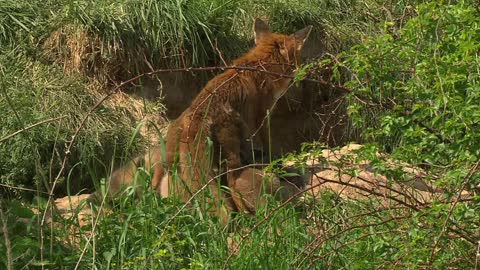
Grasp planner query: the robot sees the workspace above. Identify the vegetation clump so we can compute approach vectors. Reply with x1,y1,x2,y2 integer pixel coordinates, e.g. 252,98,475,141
0,0,478,269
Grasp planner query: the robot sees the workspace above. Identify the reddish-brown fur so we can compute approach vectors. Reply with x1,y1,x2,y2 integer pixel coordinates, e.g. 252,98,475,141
104,19,312,223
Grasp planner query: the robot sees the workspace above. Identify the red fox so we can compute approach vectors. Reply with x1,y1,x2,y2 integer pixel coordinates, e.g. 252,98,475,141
102,19,312,224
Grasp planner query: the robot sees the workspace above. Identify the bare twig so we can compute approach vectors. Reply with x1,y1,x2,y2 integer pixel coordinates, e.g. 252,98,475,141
1,80,23,127
0,183,49,195
295,216,409,269
428,160,480,267
160,163,269,238
305,229,406,269
222,181,325,270
475,240,480,270
215,39,229,68
291,207,409,267
74,195,107,269
39,63,344,235
40,71,156,227
0,202,13,270
0,116,66,143
313,172,422,211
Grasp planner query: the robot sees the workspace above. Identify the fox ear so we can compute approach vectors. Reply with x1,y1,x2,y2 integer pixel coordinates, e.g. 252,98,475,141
254,18,270,44
293,25,313,50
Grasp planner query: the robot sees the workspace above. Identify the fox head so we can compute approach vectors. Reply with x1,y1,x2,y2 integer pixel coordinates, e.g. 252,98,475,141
253,18,312,68
233,18,313,101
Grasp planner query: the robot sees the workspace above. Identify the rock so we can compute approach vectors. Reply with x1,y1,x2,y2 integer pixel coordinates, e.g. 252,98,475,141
302,144,467,207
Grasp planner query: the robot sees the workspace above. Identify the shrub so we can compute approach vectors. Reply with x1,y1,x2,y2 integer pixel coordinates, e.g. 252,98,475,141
306,0,480,267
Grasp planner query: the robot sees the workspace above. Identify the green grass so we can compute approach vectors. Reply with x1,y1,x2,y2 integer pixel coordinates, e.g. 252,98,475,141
1,177,475,269
0,50,151,196
0,0,418,196
1,0,478,269
2,0,421,79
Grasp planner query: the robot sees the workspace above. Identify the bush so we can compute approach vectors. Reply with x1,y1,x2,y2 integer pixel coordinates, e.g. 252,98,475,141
341,0,480,189
304,0,480,267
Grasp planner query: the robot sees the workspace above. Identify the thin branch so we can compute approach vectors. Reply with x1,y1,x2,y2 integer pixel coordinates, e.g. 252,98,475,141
40,63,340,228
306,229,406,269
1,80,23,127
291,208,409,267
428,160,480,266
214,39,229,67
0,116,66,143
0,202,13,270
313,172,422,211
296,217,409,269
222,181,325,269
160,163,270,239
74,195,107,269
0,183,49,195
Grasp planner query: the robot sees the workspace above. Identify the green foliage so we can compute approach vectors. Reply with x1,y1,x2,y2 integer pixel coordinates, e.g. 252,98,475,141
0,51,143,195
55,0,249,68
1,0,419,77
342,0,480,184
1,0,403,195
0,170,310,269
90,199,222,269
1,0,479,269
0,200,75,268
0,0,417,194
6,181,475,269
1,155,476,269
319,0,480,267
0,0,52,48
